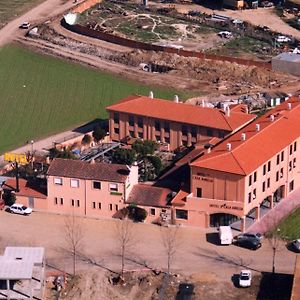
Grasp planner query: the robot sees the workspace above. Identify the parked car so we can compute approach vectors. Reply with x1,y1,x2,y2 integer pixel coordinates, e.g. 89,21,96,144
234,236,261,250
236,232,263,242
239,270,252,287
276,35,292,43
291,239,300,252
218,31,233,38
9,204,32,215
261,1,274,7
19,22,31,29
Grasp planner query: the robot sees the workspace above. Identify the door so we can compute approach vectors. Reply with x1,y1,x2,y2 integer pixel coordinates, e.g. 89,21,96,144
28,197,34,208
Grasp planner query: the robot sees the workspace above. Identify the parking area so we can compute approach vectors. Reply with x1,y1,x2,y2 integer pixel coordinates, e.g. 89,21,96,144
0,210,297,281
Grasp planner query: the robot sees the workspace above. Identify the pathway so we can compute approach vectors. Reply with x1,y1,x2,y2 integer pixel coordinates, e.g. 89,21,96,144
247,188,300,234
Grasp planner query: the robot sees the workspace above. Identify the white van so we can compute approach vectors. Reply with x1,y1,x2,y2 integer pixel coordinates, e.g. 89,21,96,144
219,226,233,245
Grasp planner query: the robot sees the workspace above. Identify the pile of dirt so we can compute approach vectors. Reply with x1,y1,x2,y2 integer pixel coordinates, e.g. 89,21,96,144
114,50,297,93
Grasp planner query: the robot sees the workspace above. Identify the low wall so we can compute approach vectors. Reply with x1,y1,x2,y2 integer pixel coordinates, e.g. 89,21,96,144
61,19,271,69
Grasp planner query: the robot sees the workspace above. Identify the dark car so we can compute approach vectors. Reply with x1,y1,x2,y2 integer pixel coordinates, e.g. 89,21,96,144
176,283,195,300
236,232,263,242
235,236,261,250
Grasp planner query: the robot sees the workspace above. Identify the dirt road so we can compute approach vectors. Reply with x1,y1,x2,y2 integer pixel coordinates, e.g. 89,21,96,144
172,4,300,40
0,0,85,47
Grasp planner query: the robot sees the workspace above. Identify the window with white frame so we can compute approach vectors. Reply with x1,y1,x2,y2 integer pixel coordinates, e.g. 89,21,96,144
109,183,118,192
70,179,79,188
54,177,63,185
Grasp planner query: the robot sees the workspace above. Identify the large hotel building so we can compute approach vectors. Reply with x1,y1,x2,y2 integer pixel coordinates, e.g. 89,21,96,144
108,95,300,230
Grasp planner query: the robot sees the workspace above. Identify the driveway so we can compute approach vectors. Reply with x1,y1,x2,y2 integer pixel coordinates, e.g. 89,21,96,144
0,210,296,281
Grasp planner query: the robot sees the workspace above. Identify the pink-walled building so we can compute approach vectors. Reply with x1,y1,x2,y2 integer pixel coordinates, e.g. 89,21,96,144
106,95,255,151
46,158,138,218
172,97,300,230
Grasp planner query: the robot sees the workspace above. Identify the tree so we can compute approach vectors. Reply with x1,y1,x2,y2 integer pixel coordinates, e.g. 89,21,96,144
81,134,92,145
132,140,157,158
161,226,179,275
112,148,136,165
49,147,77,159
147,156,162,175
115,220,135,277
92,125,106,143
4,191,16,206
128,206,148,222
63,214,84,276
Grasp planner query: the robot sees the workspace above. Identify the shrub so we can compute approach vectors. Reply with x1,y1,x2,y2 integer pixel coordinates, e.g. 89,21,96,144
112,148,136,165
3,191,16,206
92,125,106,143
128,206,148,222
82,134,92,145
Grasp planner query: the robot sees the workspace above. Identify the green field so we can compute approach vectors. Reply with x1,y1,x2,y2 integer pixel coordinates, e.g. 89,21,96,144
278,207,300,240
0,45,189,153
0,0,44,28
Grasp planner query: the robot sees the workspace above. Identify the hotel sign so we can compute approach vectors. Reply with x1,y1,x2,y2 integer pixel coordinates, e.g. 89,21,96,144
193,175,213,182
209,203,243,211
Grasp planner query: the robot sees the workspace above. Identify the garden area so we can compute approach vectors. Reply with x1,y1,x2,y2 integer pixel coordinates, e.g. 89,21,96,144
278,207,300,240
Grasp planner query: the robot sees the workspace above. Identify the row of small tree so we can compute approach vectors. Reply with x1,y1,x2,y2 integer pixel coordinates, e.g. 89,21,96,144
64,214,179,280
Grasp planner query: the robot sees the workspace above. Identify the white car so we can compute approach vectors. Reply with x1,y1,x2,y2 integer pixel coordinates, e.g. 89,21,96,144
19,22,31,29
9,204,32,215
276,35,291,43
239,270,252,287
218,31,233,38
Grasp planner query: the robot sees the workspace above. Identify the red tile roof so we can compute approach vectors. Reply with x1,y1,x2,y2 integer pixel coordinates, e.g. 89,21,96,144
126,184,171,207
47,158,130,183
191,97,300,175
107,95,255,131
3,178,47,199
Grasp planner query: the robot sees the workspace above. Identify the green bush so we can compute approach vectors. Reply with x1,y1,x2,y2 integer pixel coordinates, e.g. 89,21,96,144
3,192,16,206
128,206,148,222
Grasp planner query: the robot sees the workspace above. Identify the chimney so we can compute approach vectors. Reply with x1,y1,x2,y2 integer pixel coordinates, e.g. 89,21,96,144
255,124,260,132
173,95,179,103
226,143,231,151
225,106,230,117
206,147,211,154
269,114,275,122
201,100,205,108
287,103,292,110
149,91,153,99
90,158,95,164
241,133,246,141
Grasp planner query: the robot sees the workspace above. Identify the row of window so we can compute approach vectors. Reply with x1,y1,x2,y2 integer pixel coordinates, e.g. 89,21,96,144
54,198,120,211
249,156,297,187
54,178,119,192
92,202,118,211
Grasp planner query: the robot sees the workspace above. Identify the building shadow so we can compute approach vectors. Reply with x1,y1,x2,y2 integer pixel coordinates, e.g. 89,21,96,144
206,232,220,245
257,272,293,300
72,118,108,134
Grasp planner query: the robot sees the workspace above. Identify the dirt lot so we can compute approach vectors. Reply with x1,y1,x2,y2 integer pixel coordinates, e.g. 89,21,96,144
0,211,296,299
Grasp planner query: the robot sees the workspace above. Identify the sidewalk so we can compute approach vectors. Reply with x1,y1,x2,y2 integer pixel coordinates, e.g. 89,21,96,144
246,188,300,234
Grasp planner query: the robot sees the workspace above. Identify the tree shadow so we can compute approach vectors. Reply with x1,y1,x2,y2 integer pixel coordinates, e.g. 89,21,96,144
231,274,240,288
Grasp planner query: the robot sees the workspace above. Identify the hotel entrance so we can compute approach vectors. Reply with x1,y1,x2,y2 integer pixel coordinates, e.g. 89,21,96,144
210,213,240,227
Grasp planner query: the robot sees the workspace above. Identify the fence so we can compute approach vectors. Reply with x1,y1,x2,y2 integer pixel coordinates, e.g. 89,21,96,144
61,19,271,69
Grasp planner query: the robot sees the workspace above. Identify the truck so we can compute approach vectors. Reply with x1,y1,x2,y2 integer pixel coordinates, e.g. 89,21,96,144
219,226,233,245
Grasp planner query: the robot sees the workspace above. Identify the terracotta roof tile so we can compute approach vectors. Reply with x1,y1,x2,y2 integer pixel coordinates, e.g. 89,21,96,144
126,184,171,207
47,158,130,183
3,178,47,199
191,97,300,175
107,95,255,131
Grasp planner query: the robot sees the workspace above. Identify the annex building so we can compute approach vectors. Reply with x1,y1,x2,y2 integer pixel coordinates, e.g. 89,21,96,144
106,95,255,151
172,96,300,230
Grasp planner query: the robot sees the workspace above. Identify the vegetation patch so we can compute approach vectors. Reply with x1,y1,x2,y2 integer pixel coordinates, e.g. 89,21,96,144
0,45,187,153
278,207,300,240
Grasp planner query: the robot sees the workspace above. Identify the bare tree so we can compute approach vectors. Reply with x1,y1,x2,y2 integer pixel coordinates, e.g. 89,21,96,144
63,213,84,276
114,220,135,278
265,215,282,274
161,226,179,275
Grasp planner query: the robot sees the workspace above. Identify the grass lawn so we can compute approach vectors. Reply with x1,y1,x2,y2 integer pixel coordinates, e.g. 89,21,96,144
0,0,45,28
278,207,300,240
0,45,190,153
